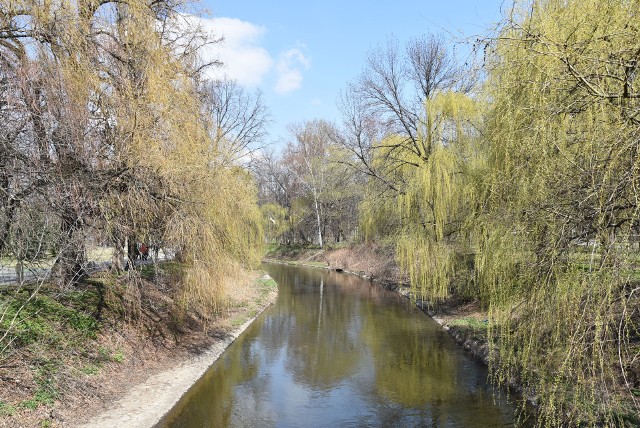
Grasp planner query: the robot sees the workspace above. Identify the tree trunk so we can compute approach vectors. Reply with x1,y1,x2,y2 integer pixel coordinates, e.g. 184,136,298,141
312,189,323,248
126,235,139,269
50,209,86,288
111,235,125,274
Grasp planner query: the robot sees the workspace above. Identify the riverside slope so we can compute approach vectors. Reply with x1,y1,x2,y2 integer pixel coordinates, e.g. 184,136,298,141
75,277,278,428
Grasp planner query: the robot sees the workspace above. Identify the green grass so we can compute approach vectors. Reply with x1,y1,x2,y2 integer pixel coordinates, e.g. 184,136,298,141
0,287,103,412
19,388,57,410
255,276,278,290
0,263,277,419
263,243,322,259
448,317,488,331
137,263,156,278
301,261,328,267
0,290,100,349
262,242,280,255
447,317,489,345
228,273,279,327
134,260,187,282
18,362,59,410
112,350,125,363
80,363,102,375
230,315,248,327
97,346,125,362
0,401,17,416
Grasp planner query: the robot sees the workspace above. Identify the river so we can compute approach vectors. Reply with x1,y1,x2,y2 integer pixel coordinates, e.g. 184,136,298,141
159,263,527,427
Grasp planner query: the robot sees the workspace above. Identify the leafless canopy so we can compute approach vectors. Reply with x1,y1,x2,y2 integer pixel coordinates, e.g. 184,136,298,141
200,78,271,164
336,34,472,194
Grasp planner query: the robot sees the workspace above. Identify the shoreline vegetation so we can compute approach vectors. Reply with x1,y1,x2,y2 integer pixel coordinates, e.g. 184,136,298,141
0,263,278,428
264,243,492,363
0,1,268,426
252,2,640,426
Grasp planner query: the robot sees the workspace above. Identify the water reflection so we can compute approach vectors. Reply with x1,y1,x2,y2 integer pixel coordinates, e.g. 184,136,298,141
159,264,525,427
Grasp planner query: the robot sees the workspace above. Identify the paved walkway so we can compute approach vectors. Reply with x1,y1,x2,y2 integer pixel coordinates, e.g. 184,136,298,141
0,252,171,285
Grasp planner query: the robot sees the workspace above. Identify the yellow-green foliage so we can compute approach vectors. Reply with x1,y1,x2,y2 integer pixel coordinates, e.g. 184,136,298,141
477,0,640,425
396,145,462,301
166,167,262,315
260,203,290,243
358,1,640,423
8,1,264,314
362,91,482,301
81,3,265,315
359,187,400,243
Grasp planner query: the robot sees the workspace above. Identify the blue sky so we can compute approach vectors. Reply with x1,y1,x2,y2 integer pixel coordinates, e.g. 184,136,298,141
194,1,506,147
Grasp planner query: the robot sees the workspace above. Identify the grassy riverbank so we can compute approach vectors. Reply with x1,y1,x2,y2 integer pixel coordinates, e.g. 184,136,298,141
0,264,277,428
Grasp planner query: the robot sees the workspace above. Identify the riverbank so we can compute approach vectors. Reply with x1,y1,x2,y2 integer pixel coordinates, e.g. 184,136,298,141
264,243,490,364
76,274,277,428
0,265,278,428
266,245,640,425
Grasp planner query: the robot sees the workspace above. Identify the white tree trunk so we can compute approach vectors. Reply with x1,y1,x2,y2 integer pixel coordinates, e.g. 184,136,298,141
313,188,323,248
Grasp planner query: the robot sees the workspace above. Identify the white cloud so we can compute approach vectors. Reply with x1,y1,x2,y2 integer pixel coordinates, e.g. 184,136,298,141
274,48,311,95
185,15,273,86
174,15,310,96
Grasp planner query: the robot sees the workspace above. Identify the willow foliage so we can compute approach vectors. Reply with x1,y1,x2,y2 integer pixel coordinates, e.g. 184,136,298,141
165,167,262,315
355,1,639,423
478,0,640,425
100,3,263,314
400,93,482,301
360,92,482,301
0,0,262,312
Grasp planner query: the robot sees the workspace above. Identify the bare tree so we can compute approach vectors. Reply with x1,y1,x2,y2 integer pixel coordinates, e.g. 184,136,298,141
253,149,297,208
201,78,271,164
335,84,402,194
338,34,471,194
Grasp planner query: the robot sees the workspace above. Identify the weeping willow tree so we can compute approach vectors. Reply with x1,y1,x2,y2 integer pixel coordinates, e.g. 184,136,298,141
0,0,262,314
260,203,289,244
477,0,640,425
93,1,263,315
341,33,484,301
395,92,482,302
351,4,639,424
359,92,482,302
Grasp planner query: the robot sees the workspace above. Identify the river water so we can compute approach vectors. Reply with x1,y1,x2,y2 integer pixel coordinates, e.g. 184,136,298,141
159,263,526,427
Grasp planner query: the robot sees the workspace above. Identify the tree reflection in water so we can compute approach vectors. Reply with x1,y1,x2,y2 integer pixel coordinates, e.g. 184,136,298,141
161,264,527,428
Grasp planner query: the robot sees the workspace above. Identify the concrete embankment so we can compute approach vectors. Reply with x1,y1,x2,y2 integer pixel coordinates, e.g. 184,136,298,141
74,274,278,428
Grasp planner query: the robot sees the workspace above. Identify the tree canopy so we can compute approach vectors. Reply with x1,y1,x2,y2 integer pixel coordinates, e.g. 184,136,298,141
0,0,264,313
